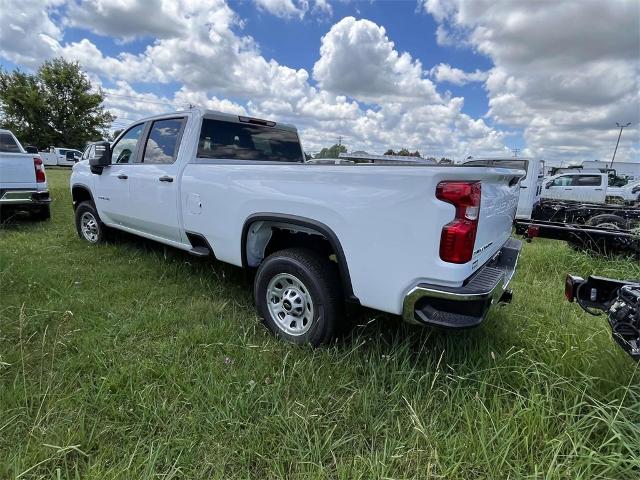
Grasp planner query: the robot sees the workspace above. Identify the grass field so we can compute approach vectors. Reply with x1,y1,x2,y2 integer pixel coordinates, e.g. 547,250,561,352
1,169,639,479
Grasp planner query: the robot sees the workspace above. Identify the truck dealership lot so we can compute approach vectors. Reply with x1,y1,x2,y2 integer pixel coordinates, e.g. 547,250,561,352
1,169,639,478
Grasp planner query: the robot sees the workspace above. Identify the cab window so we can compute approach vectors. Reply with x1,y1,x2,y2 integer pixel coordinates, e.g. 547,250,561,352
111,123,145,164
198,118,303,162
141,118,185,164
572,175,602,187
550,175,573,187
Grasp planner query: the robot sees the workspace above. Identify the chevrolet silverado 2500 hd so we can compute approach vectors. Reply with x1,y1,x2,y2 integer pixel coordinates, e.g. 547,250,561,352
0,129,51,220
70,109,523,345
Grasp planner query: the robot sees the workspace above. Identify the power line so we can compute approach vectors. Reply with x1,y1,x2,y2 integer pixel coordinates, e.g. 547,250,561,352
511,148,520,158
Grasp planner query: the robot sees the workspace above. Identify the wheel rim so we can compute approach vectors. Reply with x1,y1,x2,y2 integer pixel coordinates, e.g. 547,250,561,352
595,222,620,230
80,211,99,242
266,273,315,336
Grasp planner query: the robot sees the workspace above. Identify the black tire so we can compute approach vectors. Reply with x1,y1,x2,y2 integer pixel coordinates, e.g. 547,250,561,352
33,205,51,221
586,214,628,230
254,247,343,346
75,201,107,244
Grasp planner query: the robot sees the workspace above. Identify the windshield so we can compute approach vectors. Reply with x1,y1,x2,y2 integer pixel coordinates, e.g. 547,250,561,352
198,118,303,162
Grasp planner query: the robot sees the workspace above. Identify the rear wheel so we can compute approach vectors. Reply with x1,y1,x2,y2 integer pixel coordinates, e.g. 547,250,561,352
75,201,107,244
586,214,628,230
254,248,343,346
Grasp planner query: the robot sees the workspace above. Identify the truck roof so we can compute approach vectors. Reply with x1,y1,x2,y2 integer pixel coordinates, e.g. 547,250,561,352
130,108,299,133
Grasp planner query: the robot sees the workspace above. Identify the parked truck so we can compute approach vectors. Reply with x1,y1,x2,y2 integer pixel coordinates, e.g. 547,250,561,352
0,129,51,220
41,146,83,167
70,109,524,345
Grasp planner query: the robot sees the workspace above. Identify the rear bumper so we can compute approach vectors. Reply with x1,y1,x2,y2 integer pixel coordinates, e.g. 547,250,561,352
402,238,522,328
0,190,51,206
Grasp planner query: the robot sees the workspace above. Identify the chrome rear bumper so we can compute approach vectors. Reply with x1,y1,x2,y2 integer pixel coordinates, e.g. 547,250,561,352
402,238,522,328
0,190,51,205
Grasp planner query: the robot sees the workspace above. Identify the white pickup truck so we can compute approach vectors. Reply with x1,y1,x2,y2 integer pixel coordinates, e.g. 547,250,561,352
70,109,523,345
542,172,640,205
0,129,51,220
41,147,83,167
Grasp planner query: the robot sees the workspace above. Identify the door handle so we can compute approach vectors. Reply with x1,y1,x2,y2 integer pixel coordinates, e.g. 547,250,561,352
159,175,174,183
594,188,603,191
564,188,573,190
117,174,128,180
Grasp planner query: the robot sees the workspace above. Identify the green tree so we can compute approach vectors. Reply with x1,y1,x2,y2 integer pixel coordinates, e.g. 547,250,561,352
314,143,347,159
385,148,422,157
0,58,114,149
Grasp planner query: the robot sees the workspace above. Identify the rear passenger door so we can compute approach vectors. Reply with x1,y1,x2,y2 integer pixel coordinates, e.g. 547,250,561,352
127,117,186,243
570,174,606,203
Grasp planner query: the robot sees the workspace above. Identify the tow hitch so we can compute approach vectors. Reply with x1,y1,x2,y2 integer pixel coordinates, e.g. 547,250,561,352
498,289,513,304
565,274,640,360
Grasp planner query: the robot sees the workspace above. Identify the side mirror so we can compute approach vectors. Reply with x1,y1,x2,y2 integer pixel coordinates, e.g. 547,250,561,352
25,146,38,154
89,141,111,167
545,183,552,189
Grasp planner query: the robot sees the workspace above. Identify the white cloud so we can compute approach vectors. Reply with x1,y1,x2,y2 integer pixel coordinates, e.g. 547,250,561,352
312,17,440,103
1,1,508,160
429,63,488,86
313,0,332,15
254,0,332,19
421,0,640,162
0,0,64,68
254,0,308,19
65,0,192,41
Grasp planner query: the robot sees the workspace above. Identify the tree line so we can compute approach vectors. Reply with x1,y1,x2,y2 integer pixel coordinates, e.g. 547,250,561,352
0,58,114,150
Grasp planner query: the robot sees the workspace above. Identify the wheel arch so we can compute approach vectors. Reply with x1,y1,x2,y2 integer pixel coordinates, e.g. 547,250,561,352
71,184,95,210
241,213,358,303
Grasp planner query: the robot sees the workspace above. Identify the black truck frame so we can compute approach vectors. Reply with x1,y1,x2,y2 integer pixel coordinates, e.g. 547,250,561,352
565,275,640,360
515,200,639,257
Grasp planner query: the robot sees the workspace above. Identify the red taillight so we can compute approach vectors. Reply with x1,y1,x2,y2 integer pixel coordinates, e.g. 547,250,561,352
436,181,481,264
33,157,46,183
526,225,540,238
565,274,584,302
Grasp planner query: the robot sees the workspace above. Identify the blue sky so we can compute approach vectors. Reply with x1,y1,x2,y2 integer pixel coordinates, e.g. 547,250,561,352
0,0,637,162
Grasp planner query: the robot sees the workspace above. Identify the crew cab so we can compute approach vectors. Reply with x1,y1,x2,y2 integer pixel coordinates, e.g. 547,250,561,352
0,129,51,220
541,172,609,204
70,109,523,345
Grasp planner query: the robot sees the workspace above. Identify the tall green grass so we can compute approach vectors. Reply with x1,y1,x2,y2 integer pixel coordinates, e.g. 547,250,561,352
1,169,638,479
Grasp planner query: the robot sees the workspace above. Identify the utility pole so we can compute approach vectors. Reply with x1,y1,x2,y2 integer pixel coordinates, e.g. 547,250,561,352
337,136,343,146
610,122,631,167
511,148,520,158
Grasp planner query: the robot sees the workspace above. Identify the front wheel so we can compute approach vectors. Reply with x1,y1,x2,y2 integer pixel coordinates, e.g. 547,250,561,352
254,248,343,346
75,201,107,244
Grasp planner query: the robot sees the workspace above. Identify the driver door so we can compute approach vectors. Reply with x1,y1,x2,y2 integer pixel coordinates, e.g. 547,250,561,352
543,175,573,201
92,122,146,227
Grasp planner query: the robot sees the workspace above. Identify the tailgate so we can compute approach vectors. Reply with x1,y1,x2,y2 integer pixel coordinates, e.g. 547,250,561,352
472,171,520,267
0,153,37,187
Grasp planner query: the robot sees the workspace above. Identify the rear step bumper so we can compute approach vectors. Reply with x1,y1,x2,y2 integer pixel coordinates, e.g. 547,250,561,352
0,190,51,205
402,238,522,328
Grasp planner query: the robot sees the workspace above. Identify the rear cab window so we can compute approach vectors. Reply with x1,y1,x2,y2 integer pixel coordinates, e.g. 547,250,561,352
572,175,603,187
197,118,303,162
0,132,22,153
